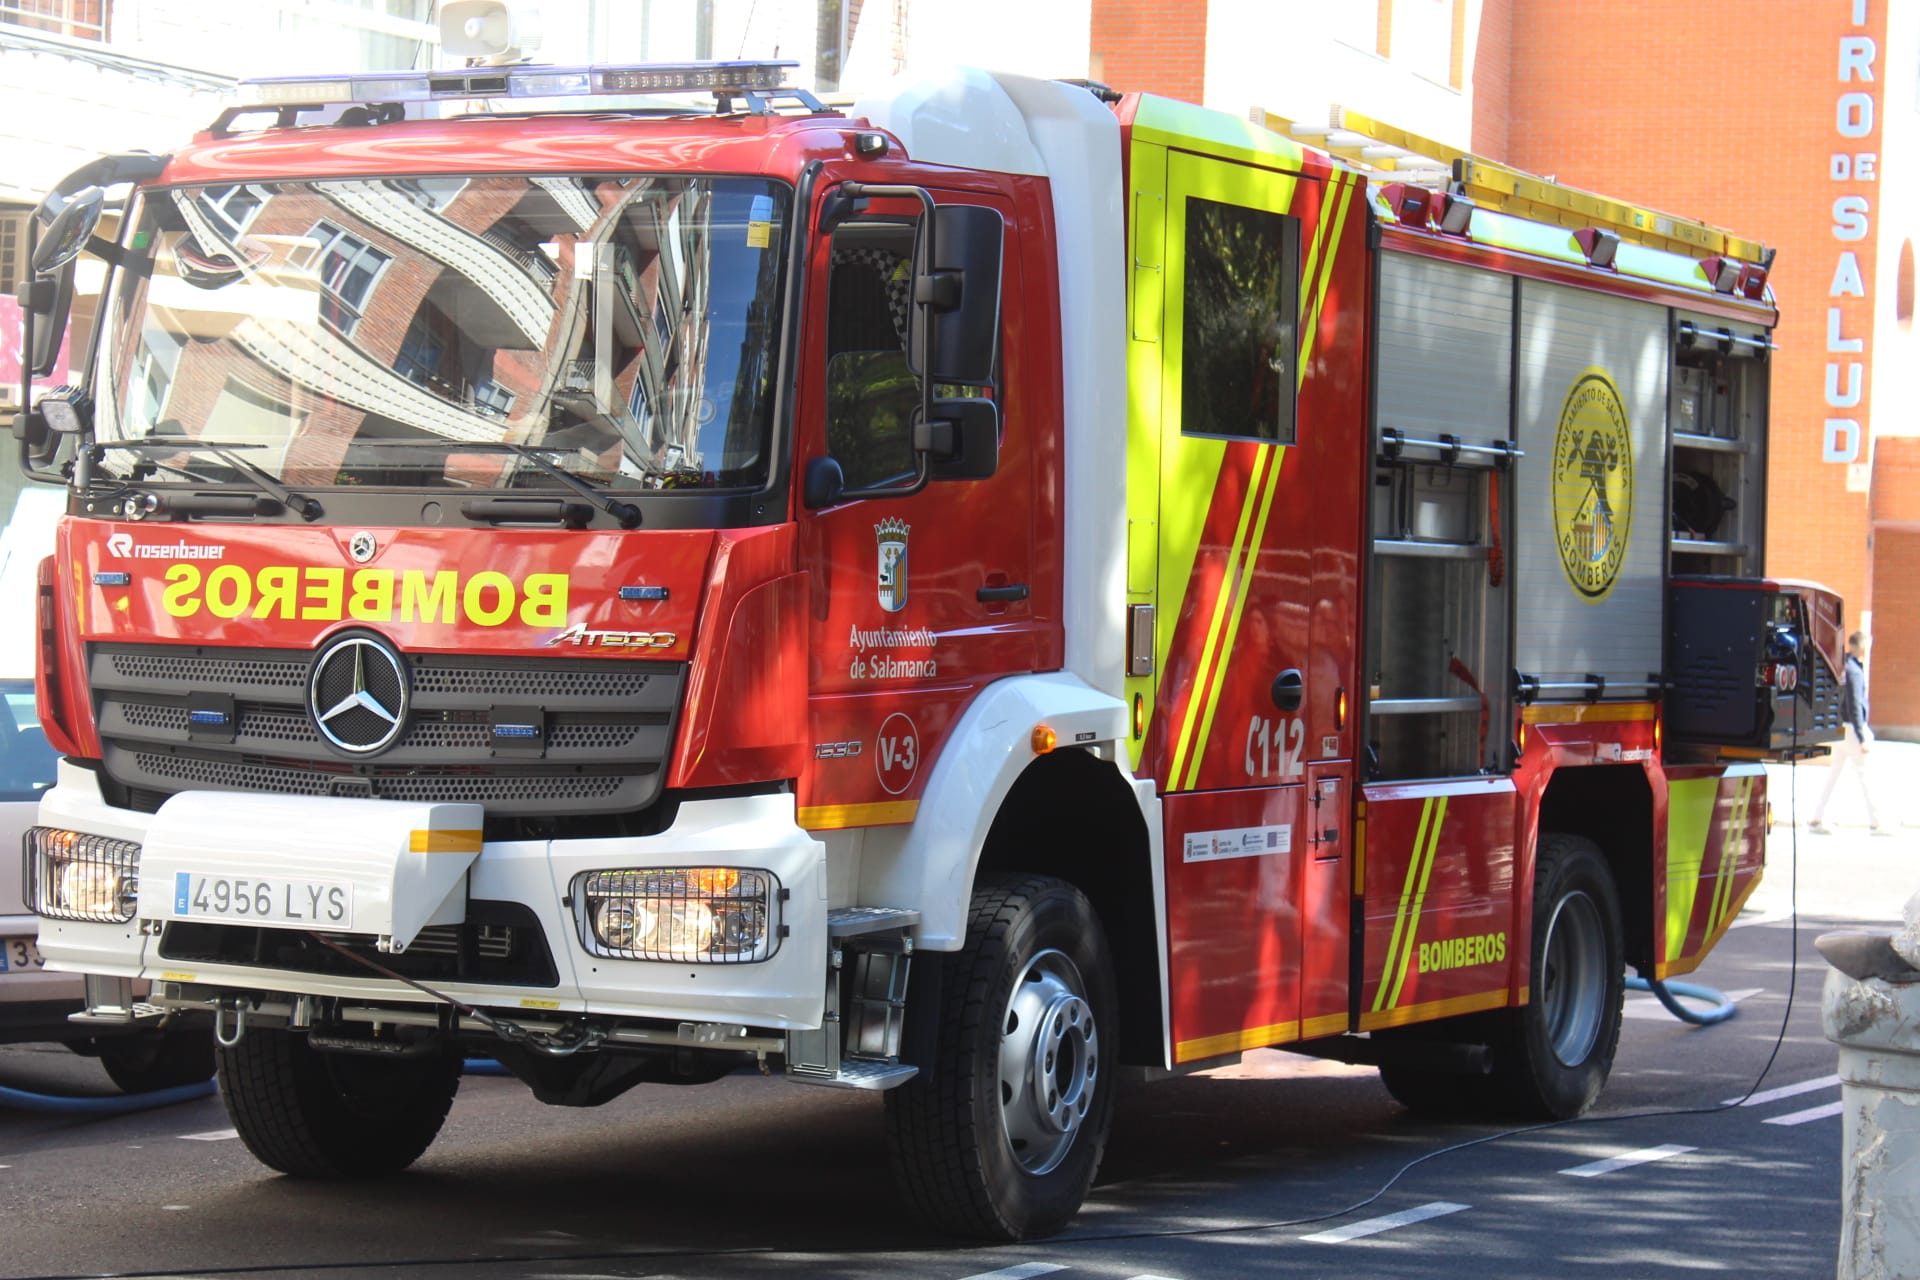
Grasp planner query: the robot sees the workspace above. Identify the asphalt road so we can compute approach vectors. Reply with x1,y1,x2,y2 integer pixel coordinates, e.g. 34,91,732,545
1,800,1909,1279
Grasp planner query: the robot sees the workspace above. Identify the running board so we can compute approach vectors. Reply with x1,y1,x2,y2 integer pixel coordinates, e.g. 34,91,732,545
787,906,920,1090
787,1058,919,1090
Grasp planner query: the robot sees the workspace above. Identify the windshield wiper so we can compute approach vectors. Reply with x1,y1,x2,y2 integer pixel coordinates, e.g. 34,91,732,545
356,439,641,528
92,438,324,520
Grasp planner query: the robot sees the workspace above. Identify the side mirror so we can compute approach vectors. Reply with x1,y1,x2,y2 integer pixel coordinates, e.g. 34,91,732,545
803,456,846,510
919,397,999,482
909,204,1003,386
31,186,105,276
25,264,74,381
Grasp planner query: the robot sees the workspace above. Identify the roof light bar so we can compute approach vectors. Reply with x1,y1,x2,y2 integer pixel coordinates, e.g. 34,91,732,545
238,60,798,108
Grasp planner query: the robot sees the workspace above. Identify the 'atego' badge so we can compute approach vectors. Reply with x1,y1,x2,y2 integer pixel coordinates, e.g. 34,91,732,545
875,518,910,613
1551,368,1634,602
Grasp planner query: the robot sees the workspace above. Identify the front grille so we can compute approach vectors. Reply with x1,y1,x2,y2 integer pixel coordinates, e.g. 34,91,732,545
92,643,682,817
158,902,556,986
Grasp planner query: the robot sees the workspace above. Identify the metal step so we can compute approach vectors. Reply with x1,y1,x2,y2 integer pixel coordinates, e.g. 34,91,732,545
787,1057,919,1091
828,906,920,938
68,1001,166,1027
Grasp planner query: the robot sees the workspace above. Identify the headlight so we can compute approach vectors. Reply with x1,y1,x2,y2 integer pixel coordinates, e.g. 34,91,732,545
26,827,141,923
575,867,780,963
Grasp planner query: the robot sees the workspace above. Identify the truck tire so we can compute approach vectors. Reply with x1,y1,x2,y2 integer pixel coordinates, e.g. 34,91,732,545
218,1027,461,1178
885,874,1117,1241
97,1027,215,1094
1491,833,1624,1118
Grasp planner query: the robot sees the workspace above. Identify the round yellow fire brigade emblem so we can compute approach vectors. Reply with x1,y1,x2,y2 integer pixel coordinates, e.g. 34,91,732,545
1551,368,1634,602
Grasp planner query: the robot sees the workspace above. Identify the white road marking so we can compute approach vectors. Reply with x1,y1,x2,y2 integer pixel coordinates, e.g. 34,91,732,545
1621,988,1763,1020
1560,1144,1696,1177
1301,1201,1470,1243
161,1205,190,1211
958,1266,1068,1280
1764,1101,1844,1126
1724,1074,1841,1107
178,1128,239,1142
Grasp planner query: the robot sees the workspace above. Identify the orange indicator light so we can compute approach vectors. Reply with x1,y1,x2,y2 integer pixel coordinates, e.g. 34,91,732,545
1031,724,1057,754
1132,693,1145,739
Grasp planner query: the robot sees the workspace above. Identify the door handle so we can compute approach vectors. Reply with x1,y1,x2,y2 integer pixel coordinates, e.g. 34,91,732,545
976,584,1029,603
1271,668,1304,712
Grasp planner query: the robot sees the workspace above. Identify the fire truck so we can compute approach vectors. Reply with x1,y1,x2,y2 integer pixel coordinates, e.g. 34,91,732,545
11,34,1840,1241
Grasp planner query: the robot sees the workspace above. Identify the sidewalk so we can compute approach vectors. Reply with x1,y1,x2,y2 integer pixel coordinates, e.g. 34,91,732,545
1746,738,1919,926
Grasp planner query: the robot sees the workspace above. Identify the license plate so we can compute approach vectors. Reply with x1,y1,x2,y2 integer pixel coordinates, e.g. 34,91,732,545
1,936,45,972
172,873,353,929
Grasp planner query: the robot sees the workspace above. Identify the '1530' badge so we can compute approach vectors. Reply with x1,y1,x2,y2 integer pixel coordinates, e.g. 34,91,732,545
876,518,910,613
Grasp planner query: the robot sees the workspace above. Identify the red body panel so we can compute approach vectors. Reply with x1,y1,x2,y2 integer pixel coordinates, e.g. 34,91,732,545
789,165,1065,828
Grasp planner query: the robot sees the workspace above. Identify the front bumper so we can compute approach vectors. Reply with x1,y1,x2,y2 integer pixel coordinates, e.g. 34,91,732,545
33,760,828,1032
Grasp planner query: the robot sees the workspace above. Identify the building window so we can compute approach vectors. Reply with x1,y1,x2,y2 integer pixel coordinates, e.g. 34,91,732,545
1181,197,1300,446
1388,0,1462,87
308,221,390,337
198,185,272,240
394,318,445,387
471,379,515,417
1334,0,1384,55
0,0,110,41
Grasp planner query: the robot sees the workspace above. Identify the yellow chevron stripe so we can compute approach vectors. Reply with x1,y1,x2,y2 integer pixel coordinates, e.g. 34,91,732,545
1373,796,1434,1014
1179,176,1355,787
1183,443,1285,789
1710,778,1752,938
1167,443,1274,789
1295,177,1358,390
1386,795,1447,1011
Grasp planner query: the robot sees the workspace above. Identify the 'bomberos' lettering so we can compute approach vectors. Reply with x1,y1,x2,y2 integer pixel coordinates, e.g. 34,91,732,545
159,564,569,628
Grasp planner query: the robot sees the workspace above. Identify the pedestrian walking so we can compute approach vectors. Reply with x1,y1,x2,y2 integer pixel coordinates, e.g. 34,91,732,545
1810,630,1884,834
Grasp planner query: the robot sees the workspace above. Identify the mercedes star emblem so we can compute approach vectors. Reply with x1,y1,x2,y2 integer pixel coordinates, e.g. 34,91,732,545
309,634,409,754
348,531,378,563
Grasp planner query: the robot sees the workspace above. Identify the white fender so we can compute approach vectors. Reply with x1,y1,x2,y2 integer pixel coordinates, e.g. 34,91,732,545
856,671,1139,951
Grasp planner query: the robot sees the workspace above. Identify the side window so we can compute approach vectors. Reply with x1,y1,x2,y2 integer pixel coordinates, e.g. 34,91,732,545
1181,197,1300,445
825,222,918,490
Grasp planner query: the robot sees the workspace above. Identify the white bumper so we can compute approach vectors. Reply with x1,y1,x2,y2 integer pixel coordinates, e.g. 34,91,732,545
34,760,828,1031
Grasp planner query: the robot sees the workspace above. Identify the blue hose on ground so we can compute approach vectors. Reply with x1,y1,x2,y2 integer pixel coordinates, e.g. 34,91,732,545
0,1077,216,1115
1627,973,1739,1025
464,1058,511,1076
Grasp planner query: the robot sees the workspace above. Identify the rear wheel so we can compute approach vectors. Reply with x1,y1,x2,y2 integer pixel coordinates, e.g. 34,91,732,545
1491,833,1624,1118
98,1027,216,1094
218,1027,461,1177
885,874,1117,1240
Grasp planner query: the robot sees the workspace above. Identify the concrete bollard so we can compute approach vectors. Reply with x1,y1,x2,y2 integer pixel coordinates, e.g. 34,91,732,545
1819,894,1920,1279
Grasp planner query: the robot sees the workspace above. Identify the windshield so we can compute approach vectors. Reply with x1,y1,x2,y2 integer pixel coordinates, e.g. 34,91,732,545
92,175,789,493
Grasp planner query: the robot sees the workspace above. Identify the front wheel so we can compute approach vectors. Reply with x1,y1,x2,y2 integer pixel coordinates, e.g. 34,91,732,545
885,874,1117,1240
218,1027,461,1177
1491,833,1625,1118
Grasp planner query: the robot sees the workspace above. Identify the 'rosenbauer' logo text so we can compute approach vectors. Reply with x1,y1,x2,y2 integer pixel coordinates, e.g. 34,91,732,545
106,533,226,560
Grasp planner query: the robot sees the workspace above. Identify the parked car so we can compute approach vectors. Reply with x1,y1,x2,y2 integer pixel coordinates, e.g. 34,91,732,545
0,488,211,1092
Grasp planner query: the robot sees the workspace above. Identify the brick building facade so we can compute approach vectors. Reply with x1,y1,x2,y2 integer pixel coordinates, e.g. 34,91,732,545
1090,0,1920,737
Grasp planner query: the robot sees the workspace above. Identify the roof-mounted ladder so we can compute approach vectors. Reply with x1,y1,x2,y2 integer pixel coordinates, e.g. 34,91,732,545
1250,104,1769,266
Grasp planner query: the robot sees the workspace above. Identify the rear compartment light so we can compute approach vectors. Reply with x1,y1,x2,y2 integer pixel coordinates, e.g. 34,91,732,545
573,867,781,963
27,827,141,923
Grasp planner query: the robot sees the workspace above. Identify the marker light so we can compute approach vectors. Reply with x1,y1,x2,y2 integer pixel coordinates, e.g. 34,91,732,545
26,828,140,923
575,867,778,963
1336,685,1348,731
1031,724,1057,754
1132,693,1145,740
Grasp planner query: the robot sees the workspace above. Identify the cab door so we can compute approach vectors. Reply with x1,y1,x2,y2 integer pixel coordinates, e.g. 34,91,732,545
793,177,1040,831
1128,140,1368,1063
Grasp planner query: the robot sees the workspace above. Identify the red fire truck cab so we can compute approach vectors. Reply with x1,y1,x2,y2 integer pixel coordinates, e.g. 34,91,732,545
12,57,1838,1240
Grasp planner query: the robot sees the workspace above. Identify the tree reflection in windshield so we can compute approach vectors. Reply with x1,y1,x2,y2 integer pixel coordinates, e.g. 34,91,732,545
96,174,788,493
